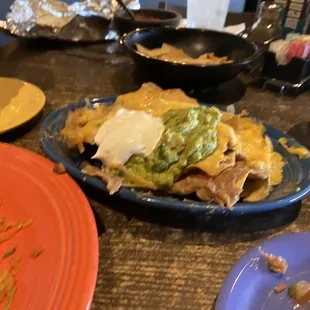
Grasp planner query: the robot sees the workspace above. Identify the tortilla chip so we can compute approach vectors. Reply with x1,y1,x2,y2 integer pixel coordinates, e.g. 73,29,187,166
189,151,236,177
116,165,156,190
172,174,210,196
242,178,270,202
113,82,198,117
223,115,273,178
136,43,189,59
136,43,232,65
196,188,213,201
172,162,252,209
206,162,253,208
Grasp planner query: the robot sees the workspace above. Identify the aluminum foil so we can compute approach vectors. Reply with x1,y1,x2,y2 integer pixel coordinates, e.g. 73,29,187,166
0,0,140,41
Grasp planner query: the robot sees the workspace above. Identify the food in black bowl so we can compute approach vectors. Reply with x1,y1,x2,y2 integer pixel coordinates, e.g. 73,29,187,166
121,27,258,89
113,8,182,36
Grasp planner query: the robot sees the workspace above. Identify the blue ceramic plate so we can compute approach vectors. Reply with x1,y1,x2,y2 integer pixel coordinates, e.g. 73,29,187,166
216,233,310,310
40,97,310,215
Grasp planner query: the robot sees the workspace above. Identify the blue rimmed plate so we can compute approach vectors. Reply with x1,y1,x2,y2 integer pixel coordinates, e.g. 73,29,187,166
39,97,310,215
216,233,310,310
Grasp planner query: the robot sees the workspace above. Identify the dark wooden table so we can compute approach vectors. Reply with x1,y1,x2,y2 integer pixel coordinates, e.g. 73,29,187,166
0,14,310,309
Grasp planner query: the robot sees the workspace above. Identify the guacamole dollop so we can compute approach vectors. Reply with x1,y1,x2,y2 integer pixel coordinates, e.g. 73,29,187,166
126,106,222,188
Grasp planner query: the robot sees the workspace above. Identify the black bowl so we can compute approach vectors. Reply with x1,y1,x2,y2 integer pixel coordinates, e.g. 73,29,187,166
113,8,182,36
121,27,259,89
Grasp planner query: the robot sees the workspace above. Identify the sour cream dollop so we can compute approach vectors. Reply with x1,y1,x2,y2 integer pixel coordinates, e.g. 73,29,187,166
92,108,164,166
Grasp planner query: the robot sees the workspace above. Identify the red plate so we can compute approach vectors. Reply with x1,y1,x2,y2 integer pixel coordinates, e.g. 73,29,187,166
0,143,98,310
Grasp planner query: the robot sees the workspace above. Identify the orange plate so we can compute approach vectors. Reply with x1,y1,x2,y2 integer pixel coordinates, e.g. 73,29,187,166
0,143,98,310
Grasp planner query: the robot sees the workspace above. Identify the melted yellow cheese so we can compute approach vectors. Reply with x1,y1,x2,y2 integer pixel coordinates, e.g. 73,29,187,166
270,152,284,186
61,105,110,152
113,83,198,117
279,137,310,159
188,123,236,176
224,116,273,177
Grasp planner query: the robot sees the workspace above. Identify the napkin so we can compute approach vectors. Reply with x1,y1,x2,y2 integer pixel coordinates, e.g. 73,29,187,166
223,23,246,35
180,20,247,37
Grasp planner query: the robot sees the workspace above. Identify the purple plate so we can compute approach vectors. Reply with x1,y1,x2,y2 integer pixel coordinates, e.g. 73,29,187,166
216,233,310,310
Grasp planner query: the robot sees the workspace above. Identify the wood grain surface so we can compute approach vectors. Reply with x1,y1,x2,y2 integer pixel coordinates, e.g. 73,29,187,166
0,14,309,310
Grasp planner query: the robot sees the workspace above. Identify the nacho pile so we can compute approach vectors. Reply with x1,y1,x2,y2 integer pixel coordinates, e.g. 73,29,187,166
61,83,285,209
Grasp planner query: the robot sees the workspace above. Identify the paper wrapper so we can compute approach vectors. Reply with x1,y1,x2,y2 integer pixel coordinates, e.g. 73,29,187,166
0,0,140,42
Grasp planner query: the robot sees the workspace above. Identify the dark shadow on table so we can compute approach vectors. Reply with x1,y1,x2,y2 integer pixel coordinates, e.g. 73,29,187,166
79,181,301,238
187,77,246,105
288,121,310,149
0,38,129,68
8,37,107,51
110,62,140,94
0,64,55,92
110,63,246,105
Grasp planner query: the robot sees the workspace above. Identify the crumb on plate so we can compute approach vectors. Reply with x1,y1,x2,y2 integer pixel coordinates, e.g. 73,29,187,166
53,163,66,175
259,247,288,274
3,248,16,259
274,283,287,293
31,247,44,259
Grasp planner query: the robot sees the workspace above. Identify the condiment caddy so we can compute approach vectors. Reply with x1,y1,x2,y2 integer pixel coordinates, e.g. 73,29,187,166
248,1,310,95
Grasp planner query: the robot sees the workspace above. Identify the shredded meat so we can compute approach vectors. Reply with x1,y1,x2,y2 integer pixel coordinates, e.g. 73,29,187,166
81,164,123,195
259,248,288,274
172,162,251,209
172,174,211,196
61,105,111,152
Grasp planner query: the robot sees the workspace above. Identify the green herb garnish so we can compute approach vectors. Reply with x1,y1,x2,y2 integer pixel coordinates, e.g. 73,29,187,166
3,248,16,259
288,284,297,299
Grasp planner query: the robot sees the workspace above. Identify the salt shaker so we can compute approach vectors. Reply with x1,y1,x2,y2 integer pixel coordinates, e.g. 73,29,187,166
241,2,284,82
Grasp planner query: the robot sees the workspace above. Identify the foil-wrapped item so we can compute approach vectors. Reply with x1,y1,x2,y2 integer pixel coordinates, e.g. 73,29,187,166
0,0,140,41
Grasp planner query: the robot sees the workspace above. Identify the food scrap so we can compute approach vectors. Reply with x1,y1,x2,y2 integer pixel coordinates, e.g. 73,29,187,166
31,247,44,259
288,281,310,305
0,201,40,309
274,283,287,293
3,249,16,260
17,218,33,231
288,283,297,298
0,269,16,309
9,257,21,270
259,248,288,274
53,162,66,175
278,137,310,159
136,43,233,65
